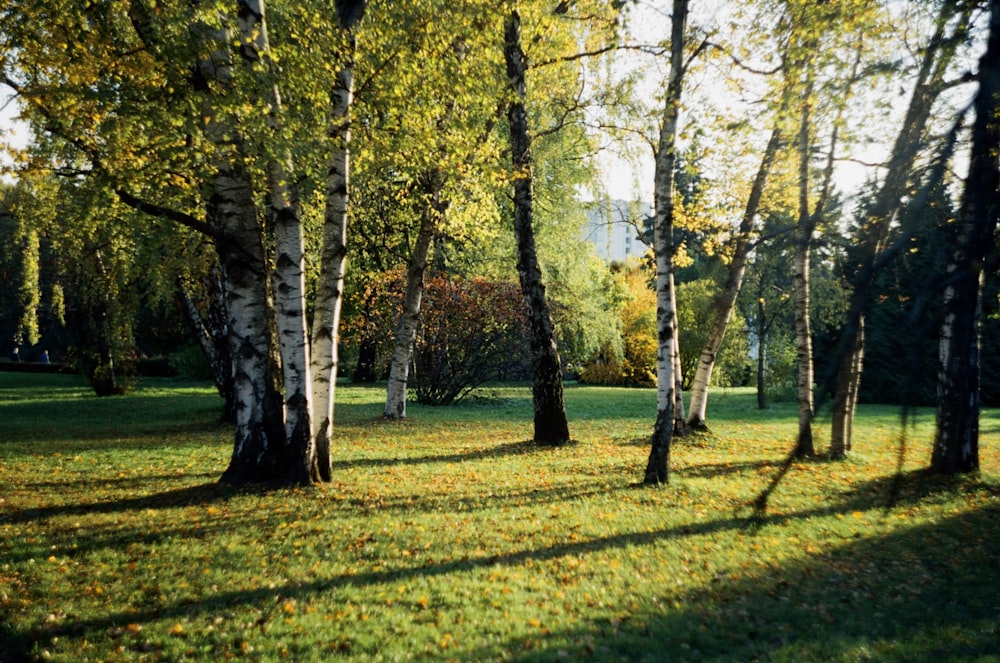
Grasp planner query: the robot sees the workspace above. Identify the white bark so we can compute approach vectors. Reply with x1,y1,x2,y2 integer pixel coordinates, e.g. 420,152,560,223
238,0,315,482
687,126,782,429
384,210,437,420
644,0,687,484
311,57,354,480
670,273,686,435
792,84,815,457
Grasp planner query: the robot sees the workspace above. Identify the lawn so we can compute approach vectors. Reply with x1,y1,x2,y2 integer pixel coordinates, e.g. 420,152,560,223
1,373,998,662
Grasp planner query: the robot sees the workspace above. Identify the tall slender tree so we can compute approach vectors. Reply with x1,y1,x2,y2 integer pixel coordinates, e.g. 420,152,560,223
504,7,570,446
829,1,973,459
644,0,688,484
932,0,1000,474
310,1,365,481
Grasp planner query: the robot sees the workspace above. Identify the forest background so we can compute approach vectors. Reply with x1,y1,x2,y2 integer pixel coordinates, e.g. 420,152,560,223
1,0,998,482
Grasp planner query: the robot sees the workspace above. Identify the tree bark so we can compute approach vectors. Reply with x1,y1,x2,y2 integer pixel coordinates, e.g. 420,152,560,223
384,176,441,420
177,270,236,422
670,273,688,436
504,10,570,446
932,0,1000,474
213,164,286,486
792,76,815,458
644,0,688,484
830,2,969,457
188,15,286,485
830,319,863,459
311,39,355,482
237,0,316,485
687,125,781,430
756,294,767,410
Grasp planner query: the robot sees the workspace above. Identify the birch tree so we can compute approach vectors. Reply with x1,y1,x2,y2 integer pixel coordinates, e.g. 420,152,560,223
686,124,782,430
829,1,974,459
932,0,1000,474
310,1,365,481
1,0,370,484
644,0,689,484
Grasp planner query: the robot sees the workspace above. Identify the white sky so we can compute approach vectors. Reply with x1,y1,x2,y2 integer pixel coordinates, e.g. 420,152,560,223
1,88,29,183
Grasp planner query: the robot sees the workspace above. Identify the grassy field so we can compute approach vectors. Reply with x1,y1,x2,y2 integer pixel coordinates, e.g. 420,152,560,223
1,373,998,662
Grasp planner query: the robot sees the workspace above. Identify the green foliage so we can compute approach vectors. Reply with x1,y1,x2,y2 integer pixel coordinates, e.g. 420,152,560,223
676,278,752,389
578,261,655,387
168,342,216,382
1,374,999,662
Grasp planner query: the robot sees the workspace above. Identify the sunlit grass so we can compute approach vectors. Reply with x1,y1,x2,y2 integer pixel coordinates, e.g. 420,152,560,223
1,374,998,662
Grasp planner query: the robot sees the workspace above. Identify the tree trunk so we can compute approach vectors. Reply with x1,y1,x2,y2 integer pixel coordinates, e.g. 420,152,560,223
504,10,570,446
756,294,767,410
792,77,815,458
830,2,968,459
384,178,440,420
671,273,688,436
190,17,286,485
687,126,782,430
932,0,1000,474
213,165,287,486
644,0,688,484
237,0,316,485
311,41,355,482
830,319,863,459
177,270,236,422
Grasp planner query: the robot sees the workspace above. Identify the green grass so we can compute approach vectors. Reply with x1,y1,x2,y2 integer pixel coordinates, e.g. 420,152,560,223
1,373,998,662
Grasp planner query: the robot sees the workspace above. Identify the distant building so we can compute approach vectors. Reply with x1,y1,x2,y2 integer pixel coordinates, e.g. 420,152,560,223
584,199,653,264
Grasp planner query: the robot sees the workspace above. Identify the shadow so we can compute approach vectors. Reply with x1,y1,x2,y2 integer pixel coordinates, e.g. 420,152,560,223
0,482,244,527
20,498,1000,661
3,466,998,660
679,458,787,480
9,471,221,493
329,479,617,518
490,503,1000,661
328,439,566,471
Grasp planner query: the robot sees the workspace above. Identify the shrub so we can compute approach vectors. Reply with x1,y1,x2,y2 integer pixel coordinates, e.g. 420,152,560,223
344,270,530,405
578,262,656,387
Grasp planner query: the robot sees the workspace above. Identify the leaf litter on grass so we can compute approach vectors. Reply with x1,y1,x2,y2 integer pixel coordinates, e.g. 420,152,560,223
1,376,998,661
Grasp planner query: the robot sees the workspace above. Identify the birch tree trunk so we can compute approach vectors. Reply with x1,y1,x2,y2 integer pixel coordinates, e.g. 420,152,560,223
830,319,862,459
177,269,236,422
384,177,441,420
670,273,688,436
504,10,570,446
214,164,287,485
932,0,1000,474
686,126,781,430
311,39,356,482
236,0,316,484
831,2,969,456
186,15,286,485
756,294,767,410
644,0,688,484
792,81,816,458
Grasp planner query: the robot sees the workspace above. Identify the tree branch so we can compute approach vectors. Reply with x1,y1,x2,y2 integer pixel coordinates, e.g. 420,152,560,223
114,189,220,240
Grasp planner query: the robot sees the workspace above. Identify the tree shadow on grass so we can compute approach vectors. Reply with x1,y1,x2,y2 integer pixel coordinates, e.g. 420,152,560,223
18,500,998,661
679,459,787,480
328,439,567,471
496,502,1000,662
1,482,246,527
6,468,998,661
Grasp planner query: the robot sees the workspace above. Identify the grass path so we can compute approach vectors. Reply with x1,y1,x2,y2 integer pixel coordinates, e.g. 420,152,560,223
1,374,998,661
